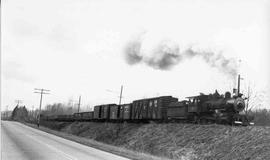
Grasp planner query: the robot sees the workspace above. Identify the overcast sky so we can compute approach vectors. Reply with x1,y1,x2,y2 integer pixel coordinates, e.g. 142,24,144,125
2,0,270,111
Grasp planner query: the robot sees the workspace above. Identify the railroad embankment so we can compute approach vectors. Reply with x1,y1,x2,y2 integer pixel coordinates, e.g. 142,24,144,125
40,121,270,160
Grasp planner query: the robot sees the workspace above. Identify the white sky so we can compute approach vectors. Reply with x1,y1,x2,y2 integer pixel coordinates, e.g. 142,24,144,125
2,0,270,111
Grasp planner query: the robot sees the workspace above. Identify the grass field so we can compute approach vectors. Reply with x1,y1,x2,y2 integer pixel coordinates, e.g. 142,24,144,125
39,121,270,160
25,122,168,160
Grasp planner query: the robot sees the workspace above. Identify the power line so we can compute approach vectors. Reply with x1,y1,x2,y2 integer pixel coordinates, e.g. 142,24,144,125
34,88,50,127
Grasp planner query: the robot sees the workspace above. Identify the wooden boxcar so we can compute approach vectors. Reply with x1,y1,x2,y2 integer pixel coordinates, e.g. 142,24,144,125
119,103,132,120
110,105,120,120
94,105,102,119
73,112,81,120
94,104,116,120
103,104,116,119
132,96,178,120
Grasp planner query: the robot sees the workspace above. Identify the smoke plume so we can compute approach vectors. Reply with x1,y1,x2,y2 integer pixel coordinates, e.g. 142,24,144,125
184,49,238,78
146,41,182,70
124,39,143,65
123,37,238,78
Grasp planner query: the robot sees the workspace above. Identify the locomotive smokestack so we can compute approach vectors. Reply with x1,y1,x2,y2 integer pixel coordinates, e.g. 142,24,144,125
237,74,241,96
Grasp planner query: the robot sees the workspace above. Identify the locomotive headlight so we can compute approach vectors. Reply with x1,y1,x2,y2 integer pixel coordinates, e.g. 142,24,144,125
234,98,245,112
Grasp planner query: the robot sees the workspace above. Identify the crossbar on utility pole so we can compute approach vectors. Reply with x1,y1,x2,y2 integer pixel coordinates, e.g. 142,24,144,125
34,88,50,127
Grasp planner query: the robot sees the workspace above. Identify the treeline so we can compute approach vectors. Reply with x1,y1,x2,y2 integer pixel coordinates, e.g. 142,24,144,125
249,109,270,126
41,103,78,116
11,106,28,121
9,102,80,123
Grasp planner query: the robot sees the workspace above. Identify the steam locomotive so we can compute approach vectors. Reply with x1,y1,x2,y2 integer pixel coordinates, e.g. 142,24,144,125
42,90,254,126
167,90,253,125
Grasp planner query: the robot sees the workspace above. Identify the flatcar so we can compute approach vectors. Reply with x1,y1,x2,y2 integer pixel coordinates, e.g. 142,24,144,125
74,112,94,121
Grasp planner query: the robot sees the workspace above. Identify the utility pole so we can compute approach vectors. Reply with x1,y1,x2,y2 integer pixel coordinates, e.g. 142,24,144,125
15,100,23,106
119,85,123,105
77,96,81,113
106,86,124,105
245,84,251,114
32,106,34,119
5,105,9,119
34,88,50,127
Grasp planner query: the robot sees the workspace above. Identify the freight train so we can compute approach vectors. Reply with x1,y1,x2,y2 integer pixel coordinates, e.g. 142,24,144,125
41,90,254,126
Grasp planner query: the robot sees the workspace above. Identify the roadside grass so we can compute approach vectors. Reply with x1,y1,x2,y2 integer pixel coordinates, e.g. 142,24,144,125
24,122,169,160
24,121,270,160
120,123,270,160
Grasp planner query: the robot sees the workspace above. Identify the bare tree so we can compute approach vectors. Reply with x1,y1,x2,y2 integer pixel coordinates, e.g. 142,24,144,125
243,82,265,114
245,84,253,114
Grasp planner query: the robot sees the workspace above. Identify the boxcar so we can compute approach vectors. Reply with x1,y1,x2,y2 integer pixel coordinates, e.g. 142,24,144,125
102,105,110,119
119,103,132,120
94,104,116,120
73,112,81,120
94,105,102,119
110,105,120,120
132,96,178,120
79,112,94,120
